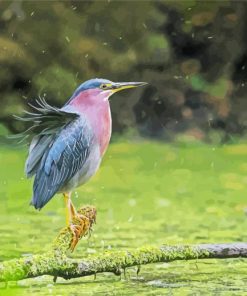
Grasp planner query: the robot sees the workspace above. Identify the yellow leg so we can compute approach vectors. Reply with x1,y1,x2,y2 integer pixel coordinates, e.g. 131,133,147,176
64,192,71,226
63,192,78,226
64,193,70,226
70,199,76,218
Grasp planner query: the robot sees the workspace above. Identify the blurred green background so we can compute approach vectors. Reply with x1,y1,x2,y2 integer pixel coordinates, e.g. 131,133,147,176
0,0,246,142
1,1,247,295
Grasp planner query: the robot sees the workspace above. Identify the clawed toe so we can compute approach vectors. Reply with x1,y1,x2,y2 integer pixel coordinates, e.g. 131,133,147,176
69,214,90,251
69,224,81,251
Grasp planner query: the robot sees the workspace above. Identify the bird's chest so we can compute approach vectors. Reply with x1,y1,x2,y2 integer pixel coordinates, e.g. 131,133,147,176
97,106,112,155
84,104,111,157
72,99,112,156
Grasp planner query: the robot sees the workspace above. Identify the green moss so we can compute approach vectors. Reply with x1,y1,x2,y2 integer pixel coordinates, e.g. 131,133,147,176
0,206,97,282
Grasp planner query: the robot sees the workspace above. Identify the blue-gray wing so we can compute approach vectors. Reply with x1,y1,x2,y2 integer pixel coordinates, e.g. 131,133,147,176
16,98,80,177
31,117,93,209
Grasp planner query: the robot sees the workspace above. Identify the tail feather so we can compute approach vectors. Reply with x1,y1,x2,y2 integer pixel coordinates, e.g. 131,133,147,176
31,164,60,210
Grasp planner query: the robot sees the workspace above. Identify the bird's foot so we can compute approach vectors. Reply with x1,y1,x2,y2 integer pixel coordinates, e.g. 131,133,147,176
69,223,85,251
69,214,90,251
69,207,96,251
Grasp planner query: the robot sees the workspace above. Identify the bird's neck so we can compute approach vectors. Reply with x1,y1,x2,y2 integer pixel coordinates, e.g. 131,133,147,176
68,89,112,156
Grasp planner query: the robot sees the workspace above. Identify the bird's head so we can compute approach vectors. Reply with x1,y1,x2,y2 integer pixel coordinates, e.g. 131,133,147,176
68,78,147,105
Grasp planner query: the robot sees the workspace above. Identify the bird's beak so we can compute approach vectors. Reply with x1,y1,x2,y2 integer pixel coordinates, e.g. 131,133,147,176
111,82,147,93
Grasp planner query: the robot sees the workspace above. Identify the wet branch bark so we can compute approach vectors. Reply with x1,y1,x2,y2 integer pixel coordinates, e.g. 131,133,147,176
0,206,246,282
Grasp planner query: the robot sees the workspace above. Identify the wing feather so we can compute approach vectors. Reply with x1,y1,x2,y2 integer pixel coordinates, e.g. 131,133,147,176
31,117,93,209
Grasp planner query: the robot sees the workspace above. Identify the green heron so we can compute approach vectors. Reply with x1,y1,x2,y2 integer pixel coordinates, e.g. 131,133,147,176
20,78,146,242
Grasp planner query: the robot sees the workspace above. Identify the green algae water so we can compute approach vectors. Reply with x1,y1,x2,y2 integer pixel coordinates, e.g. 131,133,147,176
0,141,247,295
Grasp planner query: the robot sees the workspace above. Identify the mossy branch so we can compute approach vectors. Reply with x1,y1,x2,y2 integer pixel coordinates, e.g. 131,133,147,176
0,205,247,282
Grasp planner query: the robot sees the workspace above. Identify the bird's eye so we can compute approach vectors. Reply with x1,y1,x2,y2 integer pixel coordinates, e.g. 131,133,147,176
101,84,107,89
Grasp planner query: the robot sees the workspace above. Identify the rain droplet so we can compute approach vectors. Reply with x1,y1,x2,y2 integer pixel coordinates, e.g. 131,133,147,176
128,199,136,207
128,216,133,222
